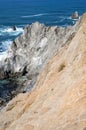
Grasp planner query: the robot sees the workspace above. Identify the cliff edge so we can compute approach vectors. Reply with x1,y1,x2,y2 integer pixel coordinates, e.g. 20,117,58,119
0,13,86,130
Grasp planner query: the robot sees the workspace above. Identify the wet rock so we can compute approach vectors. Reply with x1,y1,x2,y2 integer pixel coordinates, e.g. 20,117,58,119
12,26,17,31
71,11,79,19
0,79,19,108
0,99,3,106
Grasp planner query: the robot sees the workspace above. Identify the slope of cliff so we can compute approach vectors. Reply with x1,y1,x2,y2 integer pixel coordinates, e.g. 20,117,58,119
0,14,86,130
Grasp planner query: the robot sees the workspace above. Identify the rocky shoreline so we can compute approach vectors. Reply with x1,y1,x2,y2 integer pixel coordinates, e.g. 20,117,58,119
0,20,80,108
0,23,77,108
0,13,86,130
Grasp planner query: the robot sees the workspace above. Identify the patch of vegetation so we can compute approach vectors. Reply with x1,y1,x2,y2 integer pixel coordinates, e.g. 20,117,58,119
58,63,65,72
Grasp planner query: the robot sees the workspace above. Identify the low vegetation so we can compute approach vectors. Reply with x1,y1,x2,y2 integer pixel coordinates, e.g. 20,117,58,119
58,63,65,72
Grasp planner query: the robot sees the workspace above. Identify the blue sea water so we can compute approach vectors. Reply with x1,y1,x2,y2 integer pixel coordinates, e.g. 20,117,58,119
0,0,86,53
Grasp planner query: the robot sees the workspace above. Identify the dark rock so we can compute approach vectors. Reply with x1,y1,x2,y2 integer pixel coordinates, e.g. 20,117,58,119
0,79,19,108
12,26,17,31
0,99,3,106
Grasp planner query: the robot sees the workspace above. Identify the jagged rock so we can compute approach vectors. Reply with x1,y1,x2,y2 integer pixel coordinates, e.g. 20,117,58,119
71,11,79,19
0,19,80,108
0,22,78,80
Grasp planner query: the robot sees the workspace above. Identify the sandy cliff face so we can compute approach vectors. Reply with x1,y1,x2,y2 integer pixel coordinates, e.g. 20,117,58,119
0,14,86,130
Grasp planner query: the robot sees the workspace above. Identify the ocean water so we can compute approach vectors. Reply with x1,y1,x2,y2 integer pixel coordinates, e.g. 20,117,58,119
0,0,86,53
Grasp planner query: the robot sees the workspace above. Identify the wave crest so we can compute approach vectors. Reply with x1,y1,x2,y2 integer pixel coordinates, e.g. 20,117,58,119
21,13,49,18
0,40,12,52
0,26,24,36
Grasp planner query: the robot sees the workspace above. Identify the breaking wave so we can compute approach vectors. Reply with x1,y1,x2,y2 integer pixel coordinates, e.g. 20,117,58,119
21,13,51,18
0,26,23,36
0,40,12,52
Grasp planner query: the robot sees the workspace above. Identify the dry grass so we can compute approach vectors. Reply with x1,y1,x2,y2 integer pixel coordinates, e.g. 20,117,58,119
58,63,65,72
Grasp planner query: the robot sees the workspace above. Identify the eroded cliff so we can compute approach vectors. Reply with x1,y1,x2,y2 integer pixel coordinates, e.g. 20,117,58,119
0,13,86,130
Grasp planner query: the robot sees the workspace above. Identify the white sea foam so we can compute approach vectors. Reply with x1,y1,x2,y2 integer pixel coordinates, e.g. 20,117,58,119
21,13,49,18
0,51,7,61
0,39,12,54
67,16,80,21
46,17,66,24
0,26,24,36
1,40,12,49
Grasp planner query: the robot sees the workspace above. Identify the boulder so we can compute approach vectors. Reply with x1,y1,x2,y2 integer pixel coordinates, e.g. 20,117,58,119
12,26,17,31
0,100,3,106
71,11,79,19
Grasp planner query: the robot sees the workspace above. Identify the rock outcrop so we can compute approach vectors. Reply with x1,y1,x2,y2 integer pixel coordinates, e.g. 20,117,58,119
12,26,17,31
0,21,78,104
0,13,86,130
0,22,77,80
71,11,79,19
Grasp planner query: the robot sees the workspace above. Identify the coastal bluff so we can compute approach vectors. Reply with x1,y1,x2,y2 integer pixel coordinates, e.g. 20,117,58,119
0,20,78,103
0,21,77,79
0,13,86,130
